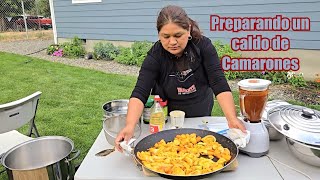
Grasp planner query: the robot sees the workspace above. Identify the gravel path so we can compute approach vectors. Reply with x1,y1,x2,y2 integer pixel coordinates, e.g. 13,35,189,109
0,39,140,77
1,39,310,104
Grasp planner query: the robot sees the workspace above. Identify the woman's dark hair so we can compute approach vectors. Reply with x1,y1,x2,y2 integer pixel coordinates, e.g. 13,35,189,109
157,5,202,40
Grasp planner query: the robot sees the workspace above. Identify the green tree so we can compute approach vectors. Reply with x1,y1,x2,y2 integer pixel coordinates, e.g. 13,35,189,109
26,0,50,17
36,0,50,17
0,0,35,31
0,0,21,31
0,0,22,17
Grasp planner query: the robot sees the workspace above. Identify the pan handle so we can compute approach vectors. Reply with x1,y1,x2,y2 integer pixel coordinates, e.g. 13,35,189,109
119,139,143,171
120,138,136,156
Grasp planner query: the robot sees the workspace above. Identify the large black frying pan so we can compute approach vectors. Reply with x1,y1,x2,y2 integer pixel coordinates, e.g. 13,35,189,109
133,128,239,179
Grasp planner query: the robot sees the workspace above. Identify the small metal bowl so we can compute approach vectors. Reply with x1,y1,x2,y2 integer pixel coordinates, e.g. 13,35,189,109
102,99,142,125
102,99,129,117
286,137,320,167
103,115,141,146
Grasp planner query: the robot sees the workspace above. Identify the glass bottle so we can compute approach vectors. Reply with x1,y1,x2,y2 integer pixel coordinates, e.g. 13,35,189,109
143,97,154,124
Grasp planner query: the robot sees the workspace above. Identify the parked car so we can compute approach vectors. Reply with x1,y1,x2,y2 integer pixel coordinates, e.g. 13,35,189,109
9,15,52,31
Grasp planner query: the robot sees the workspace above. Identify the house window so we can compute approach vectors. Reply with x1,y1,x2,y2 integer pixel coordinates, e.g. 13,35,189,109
72,0,102,4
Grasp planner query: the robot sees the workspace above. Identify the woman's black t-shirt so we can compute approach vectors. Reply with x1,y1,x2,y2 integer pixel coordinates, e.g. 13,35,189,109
130,36,231,117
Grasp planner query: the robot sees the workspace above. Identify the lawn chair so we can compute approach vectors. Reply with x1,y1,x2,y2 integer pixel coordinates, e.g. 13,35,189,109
0,91,42,173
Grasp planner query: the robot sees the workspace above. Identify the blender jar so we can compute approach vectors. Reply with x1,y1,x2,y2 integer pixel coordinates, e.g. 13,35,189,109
238,79,271,122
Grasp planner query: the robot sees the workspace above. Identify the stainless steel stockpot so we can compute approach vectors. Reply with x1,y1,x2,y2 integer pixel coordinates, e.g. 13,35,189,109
1,136,80,180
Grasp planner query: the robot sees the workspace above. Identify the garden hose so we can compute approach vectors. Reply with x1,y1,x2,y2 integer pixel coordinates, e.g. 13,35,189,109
24,47,47,56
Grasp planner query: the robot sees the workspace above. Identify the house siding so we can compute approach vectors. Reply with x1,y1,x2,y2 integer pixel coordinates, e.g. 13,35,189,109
53,0,320,50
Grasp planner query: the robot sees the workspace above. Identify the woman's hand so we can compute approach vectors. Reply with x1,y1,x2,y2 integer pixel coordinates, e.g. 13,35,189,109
114,125,135,152
227,117,246,133
215,92,246,133
115,98,144,152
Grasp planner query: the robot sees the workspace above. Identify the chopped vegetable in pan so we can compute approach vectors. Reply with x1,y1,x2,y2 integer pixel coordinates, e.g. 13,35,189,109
137,133,231,175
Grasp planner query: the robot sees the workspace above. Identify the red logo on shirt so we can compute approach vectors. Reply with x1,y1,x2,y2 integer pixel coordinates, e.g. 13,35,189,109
177,84,197,95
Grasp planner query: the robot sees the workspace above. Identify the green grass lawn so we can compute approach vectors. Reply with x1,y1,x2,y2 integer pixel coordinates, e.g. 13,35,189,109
0,52,229,179
0,52,137,179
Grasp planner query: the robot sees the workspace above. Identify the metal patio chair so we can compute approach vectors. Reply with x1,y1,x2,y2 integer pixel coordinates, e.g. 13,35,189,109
0,91,42,173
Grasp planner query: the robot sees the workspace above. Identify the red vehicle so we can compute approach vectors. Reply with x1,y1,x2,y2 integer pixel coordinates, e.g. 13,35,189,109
10,15,52,30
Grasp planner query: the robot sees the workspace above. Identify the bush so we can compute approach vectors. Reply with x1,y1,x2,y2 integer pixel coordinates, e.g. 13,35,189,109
114,47,134,65
114,41,153,66
47,44,60,55
61,37,86,58
287,72,307,87
47,37,85,58
131,41,153,66
93,42,119,60
263,71,287,85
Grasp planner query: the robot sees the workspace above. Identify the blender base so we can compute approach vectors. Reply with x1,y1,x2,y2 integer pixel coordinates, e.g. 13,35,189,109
239,119,270,158
240,149,269,158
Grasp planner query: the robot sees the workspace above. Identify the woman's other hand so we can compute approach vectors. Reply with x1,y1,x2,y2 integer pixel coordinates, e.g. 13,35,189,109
227,117,246,133
115,125,135,152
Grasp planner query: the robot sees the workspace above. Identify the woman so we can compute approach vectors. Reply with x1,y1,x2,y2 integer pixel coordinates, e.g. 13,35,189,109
115,5,245,151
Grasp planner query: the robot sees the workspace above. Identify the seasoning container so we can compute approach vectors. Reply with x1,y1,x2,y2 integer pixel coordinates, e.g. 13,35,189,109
143,97,154,124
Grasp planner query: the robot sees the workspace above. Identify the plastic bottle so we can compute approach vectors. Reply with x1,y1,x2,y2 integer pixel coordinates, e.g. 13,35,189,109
149,95,165,134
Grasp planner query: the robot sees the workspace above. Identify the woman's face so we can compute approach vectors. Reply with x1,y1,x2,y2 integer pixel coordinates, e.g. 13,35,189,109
159,22,190,57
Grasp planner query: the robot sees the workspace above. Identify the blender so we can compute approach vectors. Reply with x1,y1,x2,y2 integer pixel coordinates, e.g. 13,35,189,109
238,79,271,157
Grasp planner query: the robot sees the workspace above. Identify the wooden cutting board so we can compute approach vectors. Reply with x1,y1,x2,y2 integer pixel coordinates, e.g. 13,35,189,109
133,158,239,177
12,167,49,180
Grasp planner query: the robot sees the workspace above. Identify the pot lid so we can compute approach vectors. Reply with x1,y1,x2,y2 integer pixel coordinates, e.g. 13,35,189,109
267,105,320,146
262,100,291,120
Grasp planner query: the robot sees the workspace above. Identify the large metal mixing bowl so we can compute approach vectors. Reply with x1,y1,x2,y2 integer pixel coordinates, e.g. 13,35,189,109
263,120,284,141
286,137,320,167
103,115,141,146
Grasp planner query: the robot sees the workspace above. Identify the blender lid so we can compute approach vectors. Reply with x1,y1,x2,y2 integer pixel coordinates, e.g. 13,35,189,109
267,105,320,146
238,79,271,90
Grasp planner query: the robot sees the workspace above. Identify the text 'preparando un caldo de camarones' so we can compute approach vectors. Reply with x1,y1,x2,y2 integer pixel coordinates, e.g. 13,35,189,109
210,15,310,71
